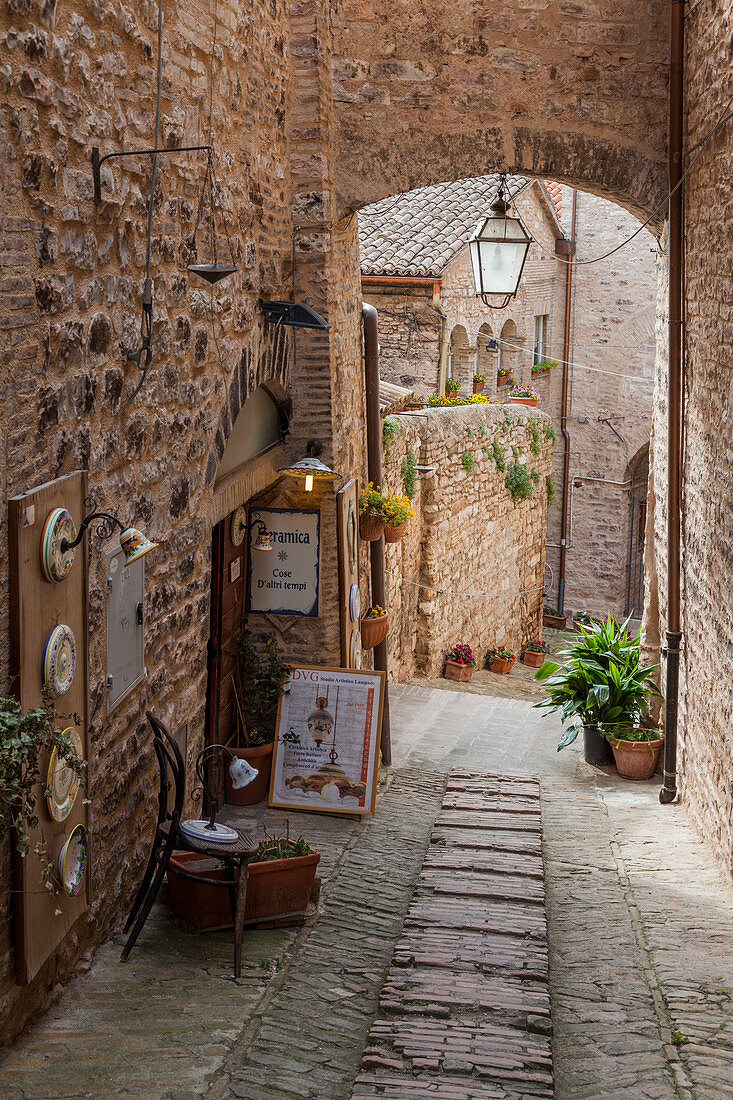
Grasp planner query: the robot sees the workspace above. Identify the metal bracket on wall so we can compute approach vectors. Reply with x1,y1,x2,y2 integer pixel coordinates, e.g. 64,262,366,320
91,144,212,205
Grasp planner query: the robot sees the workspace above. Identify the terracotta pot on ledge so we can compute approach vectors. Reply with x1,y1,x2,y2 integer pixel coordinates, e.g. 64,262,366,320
610,735,664,780
359,512,385,541
522,650,546,668
509,396,539,407
384,522,408,543
444,660,473,682
360,611,389,649
473,381,485,394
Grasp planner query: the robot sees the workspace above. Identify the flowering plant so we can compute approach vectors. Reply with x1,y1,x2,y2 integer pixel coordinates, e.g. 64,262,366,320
531,358,556,374
509,384,539,400
445,377,460,393
359,482,388,516
447,643,476,666
497,366,511,378
473,373,485,384
523,638,550,654
382,492,415,527
427,393,496,408
573,610,593,624
364,604,386,619
488,646,516,663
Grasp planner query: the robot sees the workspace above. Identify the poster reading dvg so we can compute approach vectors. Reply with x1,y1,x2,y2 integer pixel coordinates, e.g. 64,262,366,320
269,666,385,817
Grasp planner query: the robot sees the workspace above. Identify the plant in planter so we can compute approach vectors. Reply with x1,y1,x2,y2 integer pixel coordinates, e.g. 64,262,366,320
168,824,321,931
522,638,551,668
382,492,415,543
228,631,292,805
534,616,662,766
543,606,567,630
607,723,665,780
487,646,516,674
444,643,476,682
531,358,556,374
497,367,512,386
360,604,390,649
359,482,388,540
508,384,540,407
572,610,594,632
472,373,485,393
445,377,460,394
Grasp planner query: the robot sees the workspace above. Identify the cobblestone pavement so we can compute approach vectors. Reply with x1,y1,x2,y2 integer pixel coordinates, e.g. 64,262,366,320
2,677,733,1098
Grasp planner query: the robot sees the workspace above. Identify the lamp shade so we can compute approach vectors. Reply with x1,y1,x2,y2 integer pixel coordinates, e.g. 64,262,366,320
469,198,532,301
281,455,339,483
252,530,274,551
119,526,158,564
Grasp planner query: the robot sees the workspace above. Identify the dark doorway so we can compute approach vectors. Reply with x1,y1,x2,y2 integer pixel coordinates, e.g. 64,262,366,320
205,506,248,750
625,446,649,618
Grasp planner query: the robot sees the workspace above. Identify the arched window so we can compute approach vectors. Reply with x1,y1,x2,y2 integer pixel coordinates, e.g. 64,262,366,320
216,385,287,482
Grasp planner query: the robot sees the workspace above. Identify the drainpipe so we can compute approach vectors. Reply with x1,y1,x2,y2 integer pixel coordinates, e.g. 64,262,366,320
557,189,578,613
660,0,684,805
363,303,392,766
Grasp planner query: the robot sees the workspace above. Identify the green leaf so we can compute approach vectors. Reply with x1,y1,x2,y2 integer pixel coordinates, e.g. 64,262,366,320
558,725,579,750
534,660,560,682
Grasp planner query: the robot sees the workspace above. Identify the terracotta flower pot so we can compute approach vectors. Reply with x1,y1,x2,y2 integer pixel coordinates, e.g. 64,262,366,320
490,657,515,675
359,512,385,541
360,612,389,649
444,659,473,682
610,736,664,780
224,742,274,806
497,376,512,387
584,726,614,766
384,522,408,543
543,612,567,630
508,396,539,407
522,650,547,668
472,381,485,394
167,850,321,931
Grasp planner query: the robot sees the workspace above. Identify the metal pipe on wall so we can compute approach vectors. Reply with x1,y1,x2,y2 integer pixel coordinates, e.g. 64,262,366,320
362,303,392,766
557,189,578,613
660,0,685,805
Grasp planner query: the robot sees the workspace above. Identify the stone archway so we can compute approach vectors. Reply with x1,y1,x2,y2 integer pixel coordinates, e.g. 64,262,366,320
476,324,498,398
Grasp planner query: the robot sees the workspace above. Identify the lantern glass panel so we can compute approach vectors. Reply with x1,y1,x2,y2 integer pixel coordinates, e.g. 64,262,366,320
469,215,531,298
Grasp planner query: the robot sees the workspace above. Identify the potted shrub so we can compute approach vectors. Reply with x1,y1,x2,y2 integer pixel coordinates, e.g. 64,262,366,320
359,482,387,541
444,643,476,682
445,377,460,394
608,723,665,780
522,638,550,668
543,606,567,630
168,827,320,931
360,605,389,649
487,646,516,674
531,358,556,375
573,610,594,633
497,367,512,387
473,373,485,394
227,631,291,806
382,492,415,543
534,616,662,766
508,384,540,407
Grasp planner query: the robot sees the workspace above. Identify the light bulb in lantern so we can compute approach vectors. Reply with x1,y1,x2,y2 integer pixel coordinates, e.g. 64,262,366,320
304,473,314,492
320,781,341,804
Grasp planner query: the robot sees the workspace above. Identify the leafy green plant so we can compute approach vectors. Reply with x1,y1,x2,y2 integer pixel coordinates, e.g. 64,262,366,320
529,468,540,485
232,631,291,746
445,377,460,393
382,417,400,459
488,646,516,663
254,827,312,863
478,420,487,437
461,449,475,471
465,426,474,439
505,462,535,502
543,423,557,443
526,420,541,455
359,481,388,516
546,475,558,506
531,358,557,374
401,446,418,499
534,617,662,750
491,440,506,472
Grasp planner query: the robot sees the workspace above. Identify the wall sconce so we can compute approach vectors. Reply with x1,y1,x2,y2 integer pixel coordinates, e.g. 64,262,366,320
179,743,257,845
280,441,339,492
261,301,329,330
40,497,157,584
250,517,273,552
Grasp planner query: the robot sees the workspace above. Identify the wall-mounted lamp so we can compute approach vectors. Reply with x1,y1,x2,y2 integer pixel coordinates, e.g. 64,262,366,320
280,441,339,491
250,517,274,552
63,498,156,563
41,498,157,583
261,301,329,330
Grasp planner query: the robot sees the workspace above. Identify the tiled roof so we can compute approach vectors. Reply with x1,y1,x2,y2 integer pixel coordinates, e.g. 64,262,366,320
544,181,563,219
359,175,531,278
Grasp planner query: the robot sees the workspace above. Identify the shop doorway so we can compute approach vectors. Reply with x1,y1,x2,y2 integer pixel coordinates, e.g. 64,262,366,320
205,506,248,749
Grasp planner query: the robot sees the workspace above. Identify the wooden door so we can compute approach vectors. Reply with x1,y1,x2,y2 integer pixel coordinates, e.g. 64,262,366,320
205,507,248,750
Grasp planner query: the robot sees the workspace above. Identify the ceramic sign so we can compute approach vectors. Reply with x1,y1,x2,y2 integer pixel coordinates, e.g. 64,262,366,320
42,624,76,697
58,824,87,898
46,727,83,822
40,508,77,583
247,508,320,617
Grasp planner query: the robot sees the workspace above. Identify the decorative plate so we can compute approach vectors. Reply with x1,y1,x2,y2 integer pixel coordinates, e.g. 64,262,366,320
349,629,362,670
46,727,83,822
230,506,247,547
40,508,77,583
42,625,77,698
179,819,239,845
349,583,361,624
58,824,87,898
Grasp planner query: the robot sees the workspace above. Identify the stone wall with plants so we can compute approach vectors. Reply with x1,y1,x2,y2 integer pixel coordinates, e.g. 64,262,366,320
380,403,554,680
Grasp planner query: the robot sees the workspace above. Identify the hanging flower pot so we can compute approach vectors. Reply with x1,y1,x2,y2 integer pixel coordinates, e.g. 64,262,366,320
359,482,388,541
359,512,385,541
381,492,415,543
360,606,389,649
384,522,408,543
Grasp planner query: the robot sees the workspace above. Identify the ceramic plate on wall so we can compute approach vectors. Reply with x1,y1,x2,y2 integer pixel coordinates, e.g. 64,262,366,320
230,506,247,547
42,625,76,698
58,824,87,898
40,508,77,583
46,727,83,823
349,583,361,623
349,629,362,670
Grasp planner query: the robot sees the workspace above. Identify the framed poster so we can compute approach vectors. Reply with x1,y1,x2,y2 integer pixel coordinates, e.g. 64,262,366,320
247,508,320,617
269,665,385,817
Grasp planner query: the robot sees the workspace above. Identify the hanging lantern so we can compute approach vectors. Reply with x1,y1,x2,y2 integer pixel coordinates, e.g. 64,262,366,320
307,691,334,746
469,176,532,308
54,497,158,573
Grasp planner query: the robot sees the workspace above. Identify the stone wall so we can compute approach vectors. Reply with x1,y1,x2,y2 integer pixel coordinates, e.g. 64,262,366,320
381,403,553,679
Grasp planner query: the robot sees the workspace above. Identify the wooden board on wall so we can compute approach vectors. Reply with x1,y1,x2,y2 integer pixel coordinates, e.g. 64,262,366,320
337,480,360,668
9,471,90,985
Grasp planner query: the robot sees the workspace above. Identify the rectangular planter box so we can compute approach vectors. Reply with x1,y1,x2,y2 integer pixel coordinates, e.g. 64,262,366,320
490,658,515,675
444,660,473,682
522,650,547,668
543,612,567,630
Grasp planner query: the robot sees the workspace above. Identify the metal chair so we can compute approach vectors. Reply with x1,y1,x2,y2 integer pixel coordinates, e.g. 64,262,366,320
121,711,257,976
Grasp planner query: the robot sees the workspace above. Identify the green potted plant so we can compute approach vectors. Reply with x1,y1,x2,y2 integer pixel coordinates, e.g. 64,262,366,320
382,492,415,543
168,826,320,931
607,722,665,780
487,646,516,674
572,610,594,633
359,482,388,541
444,643,476,682
543,606,567,630
445,377,460,394
508,384,540,407
497,366,512,387
360,604,389,649
521,638,550,668
531,358,556,375
534,617,662,766
228,631,291,805
472,373,485,394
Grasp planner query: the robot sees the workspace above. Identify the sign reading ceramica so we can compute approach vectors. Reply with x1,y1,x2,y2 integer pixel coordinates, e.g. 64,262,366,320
247,508,320,617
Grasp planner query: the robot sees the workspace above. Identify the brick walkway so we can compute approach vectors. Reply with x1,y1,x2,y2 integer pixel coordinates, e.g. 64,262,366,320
351,772,553,1099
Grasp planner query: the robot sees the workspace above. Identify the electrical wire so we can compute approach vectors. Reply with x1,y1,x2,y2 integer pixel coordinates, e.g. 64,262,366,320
387,567,545,601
